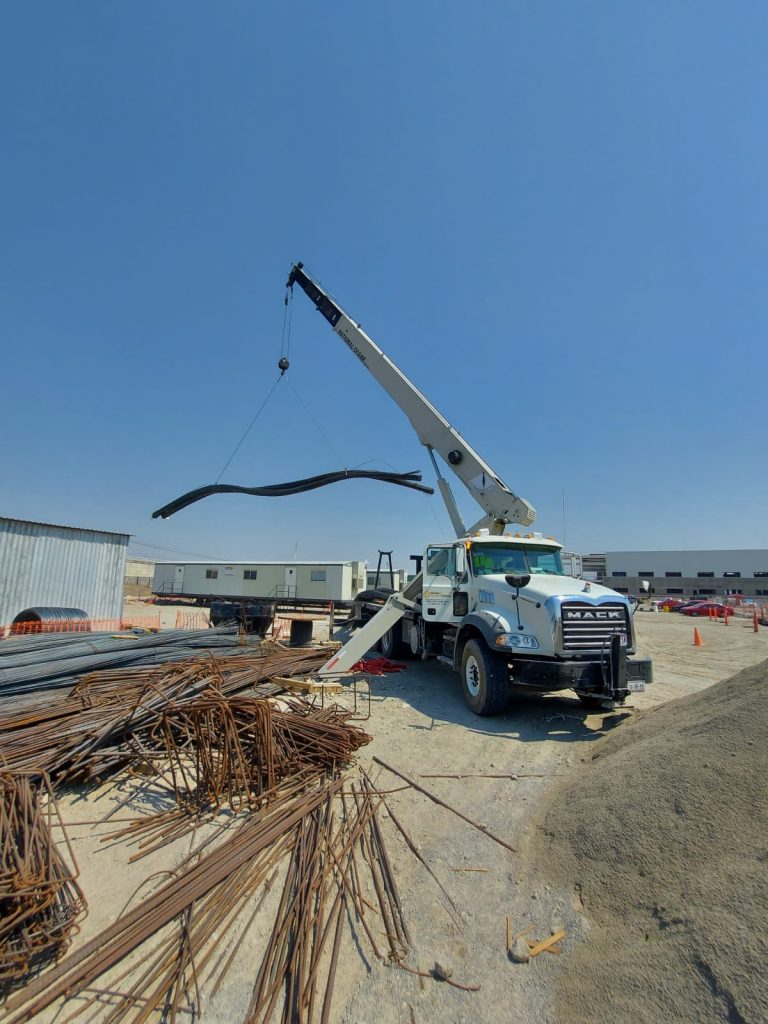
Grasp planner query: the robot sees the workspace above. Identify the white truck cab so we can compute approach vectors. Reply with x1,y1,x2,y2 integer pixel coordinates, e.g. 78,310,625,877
391,532,650,714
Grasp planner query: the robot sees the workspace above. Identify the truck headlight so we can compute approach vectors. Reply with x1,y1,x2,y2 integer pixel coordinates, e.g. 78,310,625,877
495,633,539,650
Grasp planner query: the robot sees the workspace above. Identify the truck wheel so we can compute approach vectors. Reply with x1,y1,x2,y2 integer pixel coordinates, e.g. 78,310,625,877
379,626,407,659
461,639,509,715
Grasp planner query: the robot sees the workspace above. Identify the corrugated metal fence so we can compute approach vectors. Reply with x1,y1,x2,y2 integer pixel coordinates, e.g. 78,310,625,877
0,517,129,627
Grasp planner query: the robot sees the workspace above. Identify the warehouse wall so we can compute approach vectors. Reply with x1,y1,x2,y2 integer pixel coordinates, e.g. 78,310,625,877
0,517,129,626
604,549,768,599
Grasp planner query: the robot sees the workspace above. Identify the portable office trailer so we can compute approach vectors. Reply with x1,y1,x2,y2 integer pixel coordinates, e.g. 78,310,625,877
152,560,367,604
0,516,129,627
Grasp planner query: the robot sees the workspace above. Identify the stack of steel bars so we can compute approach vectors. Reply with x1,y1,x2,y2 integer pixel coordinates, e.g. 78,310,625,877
0,640,472,1023
0,772,86,999
0,624,259,701
0,645,332,780
3,767,431,1024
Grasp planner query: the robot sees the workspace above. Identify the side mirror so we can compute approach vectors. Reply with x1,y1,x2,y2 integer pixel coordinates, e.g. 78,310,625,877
505,573,531,590
455,546,466,576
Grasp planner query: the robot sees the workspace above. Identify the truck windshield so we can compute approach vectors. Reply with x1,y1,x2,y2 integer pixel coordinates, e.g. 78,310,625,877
470,545,565,577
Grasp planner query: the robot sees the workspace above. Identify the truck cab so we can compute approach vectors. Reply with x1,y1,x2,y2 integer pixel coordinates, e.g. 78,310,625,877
379,531,651,714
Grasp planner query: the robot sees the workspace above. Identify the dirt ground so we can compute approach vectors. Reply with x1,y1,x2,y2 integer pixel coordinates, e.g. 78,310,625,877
27,609,767,1023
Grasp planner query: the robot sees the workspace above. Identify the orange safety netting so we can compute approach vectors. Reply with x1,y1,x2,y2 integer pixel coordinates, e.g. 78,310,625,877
1,615,162,639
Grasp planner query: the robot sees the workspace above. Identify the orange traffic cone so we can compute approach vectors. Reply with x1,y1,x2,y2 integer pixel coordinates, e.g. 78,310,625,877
693,627,704,647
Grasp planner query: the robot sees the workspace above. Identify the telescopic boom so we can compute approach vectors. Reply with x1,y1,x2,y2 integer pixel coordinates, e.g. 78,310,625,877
286,262,535,535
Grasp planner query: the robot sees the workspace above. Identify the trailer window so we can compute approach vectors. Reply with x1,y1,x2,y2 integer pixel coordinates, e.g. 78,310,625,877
244,570,258,580
205,569,218,580
311,570,327,582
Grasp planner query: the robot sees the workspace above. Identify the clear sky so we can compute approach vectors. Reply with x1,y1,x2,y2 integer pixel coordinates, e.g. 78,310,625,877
2,2,766,571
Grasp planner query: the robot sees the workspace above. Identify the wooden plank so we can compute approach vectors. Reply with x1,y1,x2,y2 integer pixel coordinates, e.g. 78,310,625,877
272,676,344,695
527,929,566,957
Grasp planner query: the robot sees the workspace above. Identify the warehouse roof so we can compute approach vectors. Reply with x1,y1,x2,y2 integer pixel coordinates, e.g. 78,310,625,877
0,515,130,540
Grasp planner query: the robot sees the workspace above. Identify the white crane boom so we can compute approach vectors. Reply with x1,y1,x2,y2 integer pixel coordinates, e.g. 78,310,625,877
286,263,536,535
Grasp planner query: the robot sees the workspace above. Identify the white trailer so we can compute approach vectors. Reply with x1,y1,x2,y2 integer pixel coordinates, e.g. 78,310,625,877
152,560,367,605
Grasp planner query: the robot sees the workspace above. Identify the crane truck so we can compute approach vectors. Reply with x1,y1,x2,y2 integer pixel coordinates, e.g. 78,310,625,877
286,263,652,715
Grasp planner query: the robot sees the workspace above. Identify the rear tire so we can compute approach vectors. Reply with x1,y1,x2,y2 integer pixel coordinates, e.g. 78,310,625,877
461,639,509,716
379,626,407,659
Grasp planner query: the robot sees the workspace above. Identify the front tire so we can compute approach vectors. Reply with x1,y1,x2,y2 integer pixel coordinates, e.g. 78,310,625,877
461,639,509,716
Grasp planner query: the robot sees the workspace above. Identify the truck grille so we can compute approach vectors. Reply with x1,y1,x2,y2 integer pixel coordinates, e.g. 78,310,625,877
561,602,629,651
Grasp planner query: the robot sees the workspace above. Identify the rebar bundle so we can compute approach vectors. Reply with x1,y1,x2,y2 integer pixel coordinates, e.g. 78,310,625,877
0,772,86,998
0,645,331,780
0,624,257,699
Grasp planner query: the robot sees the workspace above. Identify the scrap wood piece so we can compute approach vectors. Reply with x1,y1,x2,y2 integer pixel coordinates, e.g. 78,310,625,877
373,756,517,854
527,929,566,957
272,675,343,695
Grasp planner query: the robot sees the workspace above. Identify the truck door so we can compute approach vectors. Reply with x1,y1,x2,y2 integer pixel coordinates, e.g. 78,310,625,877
423,545,462,624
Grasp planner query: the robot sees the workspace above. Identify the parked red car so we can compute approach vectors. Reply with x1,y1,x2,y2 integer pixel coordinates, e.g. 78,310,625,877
680,603,734,618
658,598,685,611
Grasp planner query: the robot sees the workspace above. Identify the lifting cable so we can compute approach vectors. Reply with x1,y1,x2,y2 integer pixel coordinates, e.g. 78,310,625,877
214,373,284,484
285,378,346,469
152,469,434,520
195,284,421,525
213,287,295,484
278,285,292,374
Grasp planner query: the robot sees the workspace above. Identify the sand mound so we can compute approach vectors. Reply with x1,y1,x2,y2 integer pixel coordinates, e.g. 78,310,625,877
534,660,768,1024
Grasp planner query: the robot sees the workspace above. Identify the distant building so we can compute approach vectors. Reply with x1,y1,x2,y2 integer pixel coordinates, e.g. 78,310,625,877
0,516,129,626
125,558,155,586
604,550,768,600
581,553,606,582
152,560,367,605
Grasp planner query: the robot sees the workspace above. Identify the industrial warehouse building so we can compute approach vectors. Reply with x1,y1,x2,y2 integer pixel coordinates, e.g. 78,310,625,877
152,560,367,604
0,516,129,627
585,550,768,600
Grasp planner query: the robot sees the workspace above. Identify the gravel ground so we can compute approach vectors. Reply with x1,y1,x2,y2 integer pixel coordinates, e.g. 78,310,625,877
23,609,768,1023
531,657,768,1024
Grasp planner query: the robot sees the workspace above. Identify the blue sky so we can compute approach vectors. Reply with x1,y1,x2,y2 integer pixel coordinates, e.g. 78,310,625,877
2,1,766,570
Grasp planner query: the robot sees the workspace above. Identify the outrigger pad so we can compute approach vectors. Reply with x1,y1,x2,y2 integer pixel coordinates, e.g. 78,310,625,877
152,469,433,519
